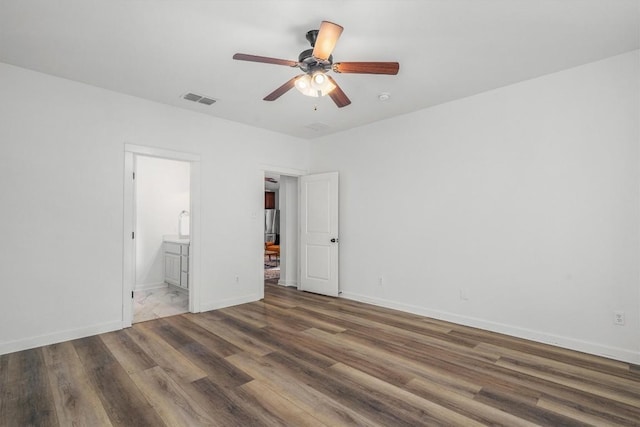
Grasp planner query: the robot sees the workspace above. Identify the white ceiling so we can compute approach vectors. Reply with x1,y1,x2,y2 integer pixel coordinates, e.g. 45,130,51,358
0,1,638,139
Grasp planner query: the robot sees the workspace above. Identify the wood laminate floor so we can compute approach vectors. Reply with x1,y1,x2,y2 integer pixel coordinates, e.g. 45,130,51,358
2,284,640,426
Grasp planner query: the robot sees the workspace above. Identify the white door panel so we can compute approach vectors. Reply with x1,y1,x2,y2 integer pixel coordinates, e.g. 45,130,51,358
306,180,331,232
306,245,331,280
300,172,339,297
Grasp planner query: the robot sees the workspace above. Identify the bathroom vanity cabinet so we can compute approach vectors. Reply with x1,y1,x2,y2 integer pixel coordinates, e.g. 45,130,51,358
164,239,189,290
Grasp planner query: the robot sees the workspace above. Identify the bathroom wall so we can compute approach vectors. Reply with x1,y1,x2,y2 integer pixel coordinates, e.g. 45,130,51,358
135,156,190,289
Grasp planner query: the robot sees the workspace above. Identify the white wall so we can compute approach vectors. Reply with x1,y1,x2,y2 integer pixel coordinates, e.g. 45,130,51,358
1,51,638,363
278,175,299,287
310,51,640,363
0,62,309,354
135,156,190,289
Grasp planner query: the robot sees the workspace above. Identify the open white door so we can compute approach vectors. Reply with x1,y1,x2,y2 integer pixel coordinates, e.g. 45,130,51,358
300,172,339,297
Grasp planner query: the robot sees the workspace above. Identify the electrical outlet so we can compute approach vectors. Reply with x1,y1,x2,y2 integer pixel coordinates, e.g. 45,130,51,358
613,311,625,326
378,276,384,287
459,288,469,301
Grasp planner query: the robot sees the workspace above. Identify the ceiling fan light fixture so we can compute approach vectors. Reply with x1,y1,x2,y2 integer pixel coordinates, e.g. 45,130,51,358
322,78,336,95
295,72,335,97
295,74,310,91
310,71,333,92
312,72,326,85
294,75,316,97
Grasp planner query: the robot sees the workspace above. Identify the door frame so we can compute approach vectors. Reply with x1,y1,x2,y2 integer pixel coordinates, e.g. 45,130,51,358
259,165,306,299
123,144,201,327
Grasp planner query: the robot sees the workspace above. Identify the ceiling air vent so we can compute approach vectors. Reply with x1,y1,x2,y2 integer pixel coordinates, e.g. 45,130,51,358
304,122,330,132
198,97,216,105
182,92,217,105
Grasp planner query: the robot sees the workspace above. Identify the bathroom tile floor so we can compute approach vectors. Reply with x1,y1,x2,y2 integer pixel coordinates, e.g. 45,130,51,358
133,285,188,323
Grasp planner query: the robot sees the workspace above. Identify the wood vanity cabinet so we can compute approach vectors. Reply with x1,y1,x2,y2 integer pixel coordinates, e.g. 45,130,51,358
164,241,189,289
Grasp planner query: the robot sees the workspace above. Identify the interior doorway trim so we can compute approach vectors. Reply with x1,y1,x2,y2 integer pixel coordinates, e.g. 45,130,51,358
259,165,307,177
123,143,201,327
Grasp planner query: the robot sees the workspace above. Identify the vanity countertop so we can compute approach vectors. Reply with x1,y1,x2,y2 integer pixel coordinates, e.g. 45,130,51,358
163,235,190,244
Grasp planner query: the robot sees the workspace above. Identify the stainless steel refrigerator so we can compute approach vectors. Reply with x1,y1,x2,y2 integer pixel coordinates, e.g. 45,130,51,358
265,209,279,243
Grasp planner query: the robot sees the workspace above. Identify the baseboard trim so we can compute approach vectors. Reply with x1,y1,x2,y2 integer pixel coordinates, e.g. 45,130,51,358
340,291,640,365
0,320,123,356
134,282,167,291
167,283,188,294
278,279,298,288
200,294,260,313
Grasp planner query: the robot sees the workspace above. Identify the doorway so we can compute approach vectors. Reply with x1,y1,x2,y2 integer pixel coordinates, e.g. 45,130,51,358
260,169,340,298
123,144,201,328
261,167,304,293
133,155,190,323
264,172,280,285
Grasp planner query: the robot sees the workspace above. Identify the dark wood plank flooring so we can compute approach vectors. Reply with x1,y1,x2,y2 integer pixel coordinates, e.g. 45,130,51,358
2,283,640,426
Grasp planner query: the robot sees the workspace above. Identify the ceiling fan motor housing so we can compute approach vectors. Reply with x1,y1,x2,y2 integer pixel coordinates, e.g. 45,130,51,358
298,29,334,74
298,48,333,74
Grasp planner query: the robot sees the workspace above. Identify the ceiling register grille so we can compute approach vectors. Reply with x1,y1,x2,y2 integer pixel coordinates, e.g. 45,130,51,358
304,122,331,131
182,92,217,105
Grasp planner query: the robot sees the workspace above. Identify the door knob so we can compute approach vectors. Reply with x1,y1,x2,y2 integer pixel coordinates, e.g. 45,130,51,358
330,238,339,243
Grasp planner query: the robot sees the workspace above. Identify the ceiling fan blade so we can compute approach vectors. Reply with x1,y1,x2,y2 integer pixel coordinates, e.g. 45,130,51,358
263,76,301,101
312,21,343,61
333,62,400,75
327,76,351,108
233,53,298,67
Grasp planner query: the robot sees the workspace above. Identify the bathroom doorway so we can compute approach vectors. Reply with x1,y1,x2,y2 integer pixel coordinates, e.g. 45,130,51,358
123,144,201,328
132,155,190,323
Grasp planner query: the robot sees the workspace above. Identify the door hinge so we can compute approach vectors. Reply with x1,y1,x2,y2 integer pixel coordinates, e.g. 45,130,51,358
132,231,135,239
131,291,134,299
132,172,136,180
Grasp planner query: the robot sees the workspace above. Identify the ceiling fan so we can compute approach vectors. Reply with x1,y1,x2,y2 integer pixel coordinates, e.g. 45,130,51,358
233,21,399,108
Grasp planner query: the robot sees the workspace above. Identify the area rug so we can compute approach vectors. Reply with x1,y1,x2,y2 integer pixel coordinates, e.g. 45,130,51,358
264,256,280,280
